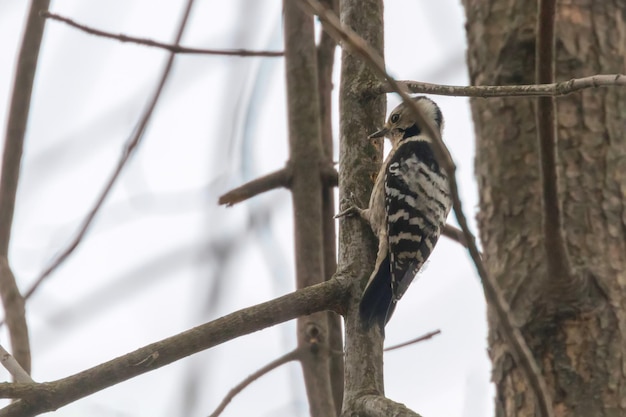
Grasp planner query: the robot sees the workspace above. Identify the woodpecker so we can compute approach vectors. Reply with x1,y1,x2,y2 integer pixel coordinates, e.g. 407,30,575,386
338,96,452,330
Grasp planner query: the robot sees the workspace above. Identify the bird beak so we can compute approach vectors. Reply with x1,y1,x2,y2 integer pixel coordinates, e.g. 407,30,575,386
368,127,389,139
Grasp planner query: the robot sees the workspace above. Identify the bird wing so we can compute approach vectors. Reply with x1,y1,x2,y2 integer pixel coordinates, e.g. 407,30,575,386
384,139,448,302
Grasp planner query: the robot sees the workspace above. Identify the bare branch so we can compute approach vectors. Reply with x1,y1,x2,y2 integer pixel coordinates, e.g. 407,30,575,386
0,345,33,383
0,278,349,416
24,0,196,301
376,75,626,97
0,0,52,375
446,202,556,416
354,395,423,417
300,1,554,416
208,347,306,417
217,165,337,207
0,383,35,399
284,1,336,415
0,261,29,378
316,0,344,410
441,223,468,248
218,167,292,206
42,11,284,57
384,330,441,352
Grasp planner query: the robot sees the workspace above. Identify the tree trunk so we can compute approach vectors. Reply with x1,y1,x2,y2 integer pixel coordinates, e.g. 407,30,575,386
338,0,387,410
463,0,626,416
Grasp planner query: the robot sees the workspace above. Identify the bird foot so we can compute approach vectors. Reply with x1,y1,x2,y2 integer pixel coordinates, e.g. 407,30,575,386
334,206,360,219
335,192,363,219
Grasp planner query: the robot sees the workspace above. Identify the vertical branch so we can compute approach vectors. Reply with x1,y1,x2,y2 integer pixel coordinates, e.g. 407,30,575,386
0,0,52,374
283,2,335,416
316,0,344,413
337,0,386,410
535,0,575,298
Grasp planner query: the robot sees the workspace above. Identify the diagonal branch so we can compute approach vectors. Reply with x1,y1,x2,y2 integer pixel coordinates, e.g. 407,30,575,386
42,11,284,57
383,330,441,352
218,167,292,206
24,0,197,301
442,224,468,248
375,74,626,97
0,278,348,416
0,344,33,383
208,347,306,417
300,2,554,417
217,165,337,208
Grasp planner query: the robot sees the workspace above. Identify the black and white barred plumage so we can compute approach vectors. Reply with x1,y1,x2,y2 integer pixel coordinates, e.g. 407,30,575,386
340,96,452,330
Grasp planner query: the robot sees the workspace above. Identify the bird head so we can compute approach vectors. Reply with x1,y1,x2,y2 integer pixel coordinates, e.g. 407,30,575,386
369,96,444,147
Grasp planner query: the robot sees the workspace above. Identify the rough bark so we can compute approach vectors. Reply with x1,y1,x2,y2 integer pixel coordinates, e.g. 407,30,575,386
463,0,626,416
338,0,387,412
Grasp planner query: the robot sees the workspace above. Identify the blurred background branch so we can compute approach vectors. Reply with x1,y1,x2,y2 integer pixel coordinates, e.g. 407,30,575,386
42,11,284,57
0,0,52,376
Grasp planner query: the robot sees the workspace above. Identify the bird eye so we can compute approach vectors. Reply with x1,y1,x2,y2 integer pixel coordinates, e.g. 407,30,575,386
390,114,400,123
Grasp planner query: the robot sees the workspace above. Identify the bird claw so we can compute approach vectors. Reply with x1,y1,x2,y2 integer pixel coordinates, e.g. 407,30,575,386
335,192,361,219
334,206,359,219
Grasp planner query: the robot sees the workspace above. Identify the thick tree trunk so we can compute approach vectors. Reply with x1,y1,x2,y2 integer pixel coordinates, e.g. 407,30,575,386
463,0,626,416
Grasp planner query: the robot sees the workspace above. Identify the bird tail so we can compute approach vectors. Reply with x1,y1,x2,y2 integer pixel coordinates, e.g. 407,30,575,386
359,255,396,331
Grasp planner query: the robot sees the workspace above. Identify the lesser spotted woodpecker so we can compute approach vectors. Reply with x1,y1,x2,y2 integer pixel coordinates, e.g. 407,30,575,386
339,96,452,330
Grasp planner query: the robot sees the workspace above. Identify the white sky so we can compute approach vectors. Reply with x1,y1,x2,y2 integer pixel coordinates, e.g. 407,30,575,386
0,1,493,416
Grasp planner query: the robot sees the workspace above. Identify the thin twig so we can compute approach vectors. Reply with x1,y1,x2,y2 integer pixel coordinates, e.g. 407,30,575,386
42,11,284,57
0,345,33,384
24,0,197,301
299,1,554,416
377,75,626,97
208,347,305,417
442,224,468,248
384,330,441,352
218,167,292,206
